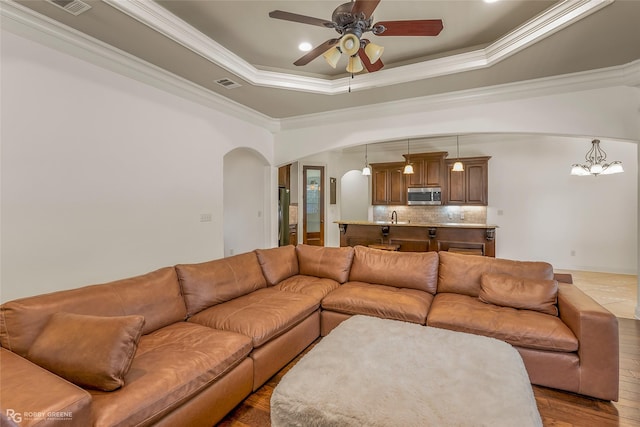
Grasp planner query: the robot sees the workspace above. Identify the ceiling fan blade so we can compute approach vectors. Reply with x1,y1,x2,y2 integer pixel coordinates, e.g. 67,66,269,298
269,10,335,28
351,0,381,18
375,20,444,36
358,48,384,73
294,39,340,66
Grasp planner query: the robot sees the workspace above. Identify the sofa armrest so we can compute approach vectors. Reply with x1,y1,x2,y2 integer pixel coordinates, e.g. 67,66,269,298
557,283,619,401
0,348,92,426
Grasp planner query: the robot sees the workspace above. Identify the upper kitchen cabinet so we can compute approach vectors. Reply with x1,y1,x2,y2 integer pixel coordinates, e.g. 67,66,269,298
402,152,447,188
371,162,406,205
445,157,491,205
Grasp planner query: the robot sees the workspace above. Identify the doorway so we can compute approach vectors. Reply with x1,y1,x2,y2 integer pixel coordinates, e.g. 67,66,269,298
303,165,324,246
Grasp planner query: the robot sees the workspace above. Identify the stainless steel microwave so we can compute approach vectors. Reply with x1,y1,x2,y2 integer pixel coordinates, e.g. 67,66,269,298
407,187,442,205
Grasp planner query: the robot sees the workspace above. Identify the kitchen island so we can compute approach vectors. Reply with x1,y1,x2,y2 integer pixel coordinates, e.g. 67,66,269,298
336,220,497,257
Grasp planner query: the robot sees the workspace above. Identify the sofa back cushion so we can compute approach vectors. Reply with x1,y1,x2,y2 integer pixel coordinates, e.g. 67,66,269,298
0,267,186,356
296,244,354,283
176,252,267,317
255,245,299,286
479,273,559,316
349,246,439,294
438,251,554,297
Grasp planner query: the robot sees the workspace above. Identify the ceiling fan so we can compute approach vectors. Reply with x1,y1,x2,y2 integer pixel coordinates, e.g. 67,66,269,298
268,0,443,74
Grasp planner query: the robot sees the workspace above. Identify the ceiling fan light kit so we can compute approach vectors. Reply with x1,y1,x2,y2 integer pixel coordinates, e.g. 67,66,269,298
347,55,364,73
340,33,361,56
364,42,384,64
269,0,443,74
323,47,342,68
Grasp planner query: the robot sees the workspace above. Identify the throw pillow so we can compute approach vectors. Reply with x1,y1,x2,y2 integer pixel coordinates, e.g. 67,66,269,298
27,312,145,391
479,273,559,316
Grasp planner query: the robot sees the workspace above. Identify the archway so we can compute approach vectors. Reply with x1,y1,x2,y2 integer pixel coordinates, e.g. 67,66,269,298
223,148,271,256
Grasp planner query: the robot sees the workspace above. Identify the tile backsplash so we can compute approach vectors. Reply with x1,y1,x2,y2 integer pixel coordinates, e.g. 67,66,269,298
372,205,487,224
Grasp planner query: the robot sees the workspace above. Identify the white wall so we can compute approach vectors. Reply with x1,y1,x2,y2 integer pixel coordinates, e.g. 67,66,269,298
340,170,369,221
300,135,637,273
482,135,636,273
0,30,274,302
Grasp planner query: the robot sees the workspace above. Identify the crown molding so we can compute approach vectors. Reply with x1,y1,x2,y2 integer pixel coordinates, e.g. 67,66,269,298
1,0,280,132
280,59,640,130
104,0,613,95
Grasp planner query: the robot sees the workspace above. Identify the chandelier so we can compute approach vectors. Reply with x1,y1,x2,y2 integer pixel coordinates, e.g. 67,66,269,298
570,139,624,176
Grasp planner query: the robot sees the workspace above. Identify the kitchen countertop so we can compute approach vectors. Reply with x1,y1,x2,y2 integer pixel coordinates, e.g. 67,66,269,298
335,220,498,229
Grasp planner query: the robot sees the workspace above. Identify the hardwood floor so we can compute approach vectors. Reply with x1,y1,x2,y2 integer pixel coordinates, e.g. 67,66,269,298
218,318,640,427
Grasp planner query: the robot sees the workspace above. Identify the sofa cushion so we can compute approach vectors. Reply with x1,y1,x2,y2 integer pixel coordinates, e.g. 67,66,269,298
255,246,299,286
427,293,578,352
322,282,434,325
349,246,439,294
296,244,354,283
188,288,319,347
437,251,554,297
479,273,558,316
274,275,340,302
0,267,186,356
89,322,252,427
176,252,267,317
1,348,93,426
27,313,145,391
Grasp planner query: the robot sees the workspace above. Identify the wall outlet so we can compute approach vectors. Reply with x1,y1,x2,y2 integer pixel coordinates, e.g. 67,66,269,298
460,211,465,220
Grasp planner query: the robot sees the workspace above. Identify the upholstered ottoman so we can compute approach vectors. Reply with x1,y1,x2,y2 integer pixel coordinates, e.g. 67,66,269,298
271,315,542,427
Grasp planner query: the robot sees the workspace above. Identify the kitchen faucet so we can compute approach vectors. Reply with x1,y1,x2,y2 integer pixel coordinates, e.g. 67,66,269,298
391,210,398,224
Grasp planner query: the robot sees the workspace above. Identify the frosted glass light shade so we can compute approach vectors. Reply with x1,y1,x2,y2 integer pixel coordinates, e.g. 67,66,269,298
452,161,464,172
364,42,384,63
362,165,371,176
340,34,360,56
602,161,624,175
403,164,414,174
589,163,604,175
322,47,341,68
570,164,590,176
346,55,364,73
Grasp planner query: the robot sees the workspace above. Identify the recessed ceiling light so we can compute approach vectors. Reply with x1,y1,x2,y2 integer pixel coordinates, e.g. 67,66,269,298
484,0,499,3
298,42,313,52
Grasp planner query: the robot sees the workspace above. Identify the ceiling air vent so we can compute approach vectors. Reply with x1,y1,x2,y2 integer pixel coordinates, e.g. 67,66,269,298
215,78,242,90
47,0,92,16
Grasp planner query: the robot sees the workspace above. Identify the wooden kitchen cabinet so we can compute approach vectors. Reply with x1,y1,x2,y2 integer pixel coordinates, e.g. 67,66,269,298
371,162,406,205
445,156,490,205
402,152,447,188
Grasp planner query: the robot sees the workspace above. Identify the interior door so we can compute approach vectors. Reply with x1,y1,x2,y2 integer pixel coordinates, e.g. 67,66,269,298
303,166,324,246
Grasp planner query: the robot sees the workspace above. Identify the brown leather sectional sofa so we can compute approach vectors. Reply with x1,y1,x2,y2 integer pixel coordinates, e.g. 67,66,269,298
0,244,619,426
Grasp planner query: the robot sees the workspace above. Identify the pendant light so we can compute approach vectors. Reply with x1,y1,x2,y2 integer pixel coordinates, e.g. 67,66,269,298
362,144,371,176
452,136,464,172
403,139,414,174
570,139,624,176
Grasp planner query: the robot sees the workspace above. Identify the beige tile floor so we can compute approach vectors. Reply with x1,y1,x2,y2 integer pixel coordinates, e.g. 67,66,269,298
556,270,638,319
